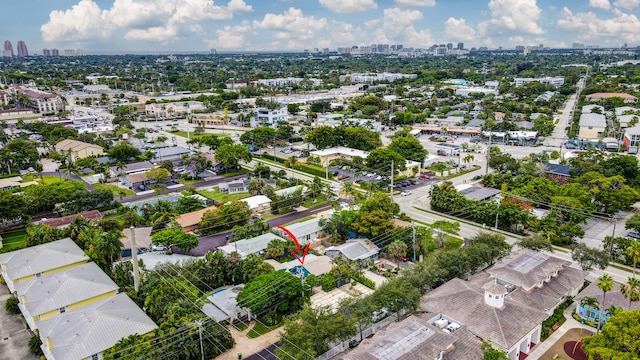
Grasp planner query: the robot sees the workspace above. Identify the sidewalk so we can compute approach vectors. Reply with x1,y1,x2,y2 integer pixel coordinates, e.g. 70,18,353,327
526,303,594,359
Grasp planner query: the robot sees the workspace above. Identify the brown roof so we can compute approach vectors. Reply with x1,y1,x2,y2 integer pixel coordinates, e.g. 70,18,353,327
175,206,218,228
343,313,483,360
575,280,640,311
40,210,103,228
55,139,103,152
126,172,149,183
586,92,638,101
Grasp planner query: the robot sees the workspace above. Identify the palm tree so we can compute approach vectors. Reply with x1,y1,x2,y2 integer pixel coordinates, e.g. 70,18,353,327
387,239,408,269
627,242,640,277
596,274,614,333
266,239,287,259
580,296,600,322
309,176,323,199
66,216,93,242
463,154,475,167
97,230,124,265
621,277,640,310
115,161,126,176
341,181,357,204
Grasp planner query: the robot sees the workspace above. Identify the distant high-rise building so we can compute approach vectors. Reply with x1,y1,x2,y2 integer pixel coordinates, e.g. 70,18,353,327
457,42,464,50
16,40,28,57
76,49,83,56
51,48,59,56
43,48,51,56
63,49,75,56
4,40,14,57
572,42,584,49
447,43,453,50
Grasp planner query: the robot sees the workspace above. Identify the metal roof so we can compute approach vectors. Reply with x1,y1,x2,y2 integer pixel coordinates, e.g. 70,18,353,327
0,238,89,281
325,240,379,261
218,233,285,258
37,293,157,360
279,217,322,240
15,262,119,317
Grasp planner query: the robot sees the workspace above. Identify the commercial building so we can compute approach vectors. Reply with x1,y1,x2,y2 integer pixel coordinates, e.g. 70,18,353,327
54,139,104,161
16,40,28,57
3,40,14,57
514,77,564,88
8,86,65,114
585,92,637,103
251,107,289,128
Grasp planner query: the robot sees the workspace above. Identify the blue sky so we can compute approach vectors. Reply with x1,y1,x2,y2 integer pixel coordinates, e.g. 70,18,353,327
2,0,640,54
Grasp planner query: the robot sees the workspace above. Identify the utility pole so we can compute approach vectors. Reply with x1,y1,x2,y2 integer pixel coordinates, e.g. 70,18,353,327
494,196,501,230
390,160,394,200
130,226,140,293
485,133,492,175
412,222,417,262
195,320,204,360
609,214,618,255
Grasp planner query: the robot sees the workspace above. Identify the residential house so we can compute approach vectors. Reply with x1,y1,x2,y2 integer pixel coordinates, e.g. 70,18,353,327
121,227,153,257
276,217,324,244
325,239,380,264
153,146,191,162
623,126,640,152
457,185,502,201
274,185,309,198
581,104,604,114
618,114,639,129
0,238,89,293
283,254,333,278
585,92,637,103
38,293,157,360
123,172,153,190
242,195,272,213
55,139,104,162
15,262,119,330
201,285,248,323
218,233,287,258
421,249,587,360
575,280,640,327
0,175,37,191
343,313,484,360
40,210,103,228
109,160,154,177
542,163,571,184
174,205,218,232
310,146,420,177
217,178,276,194
578,113,606,139
615,106,638,116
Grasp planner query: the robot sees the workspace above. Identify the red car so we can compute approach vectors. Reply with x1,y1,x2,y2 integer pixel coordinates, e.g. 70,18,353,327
420,175,430,179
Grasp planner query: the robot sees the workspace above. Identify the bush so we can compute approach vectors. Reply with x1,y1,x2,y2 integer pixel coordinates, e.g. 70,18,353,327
294,163,333,180
28,334,43,356
5,296,19,314
321,273,338,292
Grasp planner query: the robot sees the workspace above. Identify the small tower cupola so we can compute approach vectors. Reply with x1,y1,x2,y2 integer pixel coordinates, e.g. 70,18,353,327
483,282,507,308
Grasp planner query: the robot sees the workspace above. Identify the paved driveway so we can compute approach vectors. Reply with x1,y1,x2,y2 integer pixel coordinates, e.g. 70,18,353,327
0,286,39,360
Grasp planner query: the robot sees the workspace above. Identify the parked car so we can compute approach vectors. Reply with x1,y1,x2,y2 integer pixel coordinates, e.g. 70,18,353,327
627,232,640,240
371,309,388,322
151,243,167,252
420,174,430,179
400,190,411,196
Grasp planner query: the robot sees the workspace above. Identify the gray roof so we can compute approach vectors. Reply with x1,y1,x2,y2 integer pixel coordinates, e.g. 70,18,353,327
37,293,157,360
487,250,572,290
218,233,286,258
466,118,485,127
325,239,379,261
625,126,640,136
153,146,191,158
275,185,308,197
201,285,245,322
121,227,152,250
343,314,483,360
575,280,640,311
278,217,323,240
15,262,119,317
110,161,154,175
579,113,606,128
619,114,638,124
459,187,502,201
0,238,89,281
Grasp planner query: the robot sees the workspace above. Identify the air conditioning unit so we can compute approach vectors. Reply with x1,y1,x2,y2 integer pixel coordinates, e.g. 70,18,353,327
434,318,448,329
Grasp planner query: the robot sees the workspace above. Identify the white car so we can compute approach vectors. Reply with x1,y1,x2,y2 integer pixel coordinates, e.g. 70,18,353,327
400,190,411,196
151,243,168,252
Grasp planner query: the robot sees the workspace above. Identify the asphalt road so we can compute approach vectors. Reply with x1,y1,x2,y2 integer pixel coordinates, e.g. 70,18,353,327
245,342,279,360
188,202,331,256
118,174,245,203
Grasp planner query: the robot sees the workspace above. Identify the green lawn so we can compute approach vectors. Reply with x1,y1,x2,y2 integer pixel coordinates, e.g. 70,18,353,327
41,175,65,185
1,229,27,252
93,183,135,197
247,321,283,339
180,178,204,185
169,130,204,140
197,189,249,203
302,195,329,208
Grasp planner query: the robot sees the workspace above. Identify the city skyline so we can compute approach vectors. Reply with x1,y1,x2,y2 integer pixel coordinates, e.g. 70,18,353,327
1,0,640,54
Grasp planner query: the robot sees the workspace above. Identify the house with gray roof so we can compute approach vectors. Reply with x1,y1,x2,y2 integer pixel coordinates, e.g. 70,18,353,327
15,262,119,331
0,238,89,293
152,146,191,162
201,285,247,323
218,233,286,258
276,217,324,244
578,113,606,139
421,249,586,360
109,160,155,177
38,293,157,360
343,313,483,360
325,239,380,264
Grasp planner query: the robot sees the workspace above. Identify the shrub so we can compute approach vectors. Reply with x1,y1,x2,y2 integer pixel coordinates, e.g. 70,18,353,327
320,273,338,292
28,334,43,356
5,296,19,314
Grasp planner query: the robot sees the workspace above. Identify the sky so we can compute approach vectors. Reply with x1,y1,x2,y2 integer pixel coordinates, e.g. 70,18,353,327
2,0,640,54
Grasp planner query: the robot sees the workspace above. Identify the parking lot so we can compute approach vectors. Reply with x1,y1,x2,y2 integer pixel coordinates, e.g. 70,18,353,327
0,286,39,360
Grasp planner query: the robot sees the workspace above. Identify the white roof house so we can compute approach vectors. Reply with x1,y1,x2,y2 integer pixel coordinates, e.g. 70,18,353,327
325,239,380,263
218,233,286,258
15,262,119,330
579,113,607,128
276,217,324,243
201,285,247,323
274,185,308,197
0,238,89,293
38,293,157,360
241,195,272,213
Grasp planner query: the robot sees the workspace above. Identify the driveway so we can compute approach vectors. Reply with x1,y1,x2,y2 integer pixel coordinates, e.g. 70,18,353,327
0,286,39,360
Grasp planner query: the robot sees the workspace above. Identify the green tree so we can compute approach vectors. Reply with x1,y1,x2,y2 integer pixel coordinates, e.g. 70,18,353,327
214,144,252,172
240,127,276,147
431,220,460,248
482,340,509,360
366,148,406,174
628,242,640,277
175,196,205,214
388,136,428,164
387,239,408,268
0,190,28,223
626,214,640,235
151,228,199,252
338,296,375,341
621,277,640,311
237,271,307,315
517,234,553,252
287,103,300,114
25,224,67,246
572,243,610,271
145,167,170,183
596,274,615,333
582,308,640,359
108,142,141,162
265,238,289,259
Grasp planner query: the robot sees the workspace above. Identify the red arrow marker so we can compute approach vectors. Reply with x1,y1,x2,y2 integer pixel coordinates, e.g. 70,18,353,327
277,225,310,265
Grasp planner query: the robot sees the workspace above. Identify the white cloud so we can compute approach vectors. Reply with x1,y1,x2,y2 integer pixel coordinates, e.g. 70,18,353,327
589,0,611,10
41,0,253,43
394,0,436,6
613,0,640,9
205,21,253,49
557,6,640,44
318,0,378,14
443,17,477,42
254,7,328,45
377,7,432,44
478,0,544,36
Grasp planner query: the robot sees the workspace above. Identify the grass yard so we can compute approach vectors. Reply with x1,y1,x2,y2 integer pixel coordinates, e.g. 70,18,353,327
180,178,204,185
41,175,65,185
302,195,329,208
93,183,135,197
197,189,249,203
0,229,27,252
246,321,283,339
